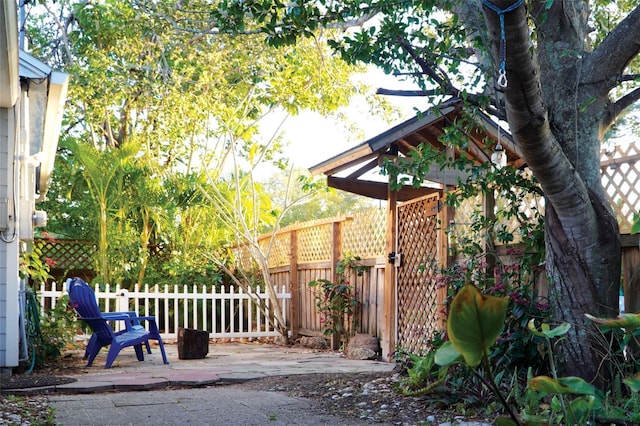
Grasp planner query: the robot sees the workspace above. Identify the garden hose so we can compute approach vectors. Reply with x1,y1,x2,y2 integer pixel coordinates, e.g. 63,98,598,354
23,288,41,373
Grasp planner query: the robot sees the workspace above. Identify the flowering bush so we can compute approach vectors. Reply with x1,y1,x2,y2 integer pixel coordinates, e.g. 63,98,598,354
435,247,553,378
19,243,55,285
308,254,367,346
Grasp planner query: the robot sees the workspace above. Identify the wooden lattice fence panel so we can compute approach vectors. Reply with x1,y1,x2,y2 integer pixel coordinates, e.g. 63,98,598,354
297,224,333,263
343,208,387,258
260,232,291,268
602,142,640,234
396,194,441,354
452,194,480,247
35,239,95,270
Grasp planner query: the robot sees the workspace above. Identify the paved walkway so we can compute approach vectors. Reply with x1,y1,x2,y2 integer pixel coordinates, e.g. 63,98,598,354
36,342,395,425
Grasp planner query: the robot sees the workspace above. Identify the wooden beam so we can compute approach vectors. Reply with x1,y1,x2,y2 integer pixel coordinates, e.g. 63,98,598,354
621,234,640,248
327,176,439,201
600,153,640,169
346,158,378,180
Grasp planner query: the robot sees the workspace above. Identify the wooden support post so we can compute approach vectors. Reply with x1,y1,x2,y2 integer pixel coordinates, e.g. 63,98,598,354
438,191,455,328
623,245,640,313
483,189,497,277
382,176,398,361
289,230,299,339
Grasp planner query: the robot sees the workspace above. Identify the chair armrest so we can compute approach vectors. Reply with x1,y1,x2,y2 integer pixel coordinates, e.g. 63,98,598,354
133,316,161,333
102,311,137,318
100,312,145,331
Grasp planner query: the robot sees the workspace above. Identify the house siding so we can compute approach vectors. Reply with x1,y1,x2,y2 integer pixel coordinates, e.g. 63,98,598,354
0,106,19,368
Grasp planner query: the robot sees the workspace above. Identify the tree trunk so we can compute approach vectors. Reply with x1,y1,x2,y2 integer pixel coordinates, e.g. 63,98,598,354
481,0,622,388
545,193,620,385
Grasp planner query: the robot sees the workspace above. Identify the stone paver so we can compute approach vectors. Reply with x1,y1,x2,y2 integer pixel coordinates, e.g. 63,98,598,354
45,342,393,425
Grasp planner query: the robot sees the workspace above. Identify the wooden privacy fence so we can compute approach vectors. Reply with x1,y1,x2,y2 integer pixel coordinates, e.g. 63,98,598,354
251,208,389,339
37,281,291,340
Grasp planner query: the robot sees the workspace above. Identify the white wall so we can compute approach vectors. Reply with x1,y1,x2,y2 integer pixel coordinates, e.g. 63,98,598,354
0,105,19,369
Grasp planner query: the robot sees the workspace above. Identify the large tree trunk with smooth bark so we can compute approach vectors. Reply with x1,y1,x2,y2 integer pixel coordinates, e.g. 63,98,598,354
480,0,640,387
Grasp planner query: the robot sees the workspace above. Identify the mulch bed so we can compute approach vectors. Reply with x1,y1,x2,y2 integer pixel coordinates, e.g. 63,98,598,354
0,373,77,390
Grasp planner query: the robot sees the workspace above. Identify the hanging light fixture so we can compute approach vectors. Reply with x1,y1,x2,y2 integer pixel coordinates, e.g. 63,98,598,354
491,141,507,169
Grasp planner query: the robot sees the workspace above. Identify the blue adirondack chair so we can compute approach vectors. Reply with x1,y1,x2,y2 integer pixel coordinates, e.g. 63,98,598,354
67,278,169,368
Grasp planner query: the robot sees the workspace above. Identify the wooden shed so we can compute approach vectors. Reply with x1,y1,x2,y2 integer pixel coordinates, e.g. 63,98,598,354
309,98,519,359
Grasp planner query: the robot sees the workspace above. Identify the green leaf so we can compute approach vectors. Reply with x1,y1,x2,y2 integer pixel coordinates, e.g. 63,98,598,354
529,376,596,395
527,320,571,338
585,312,640,330
567,396,595,425
494,417,519,426
624,373,640,392
632,215,640,234
434,341,462,366
446,285,509,367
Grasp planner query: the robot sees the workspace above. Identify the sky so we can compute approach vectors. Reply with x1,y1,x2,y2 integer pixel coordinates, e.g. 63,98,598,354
259,68,427,175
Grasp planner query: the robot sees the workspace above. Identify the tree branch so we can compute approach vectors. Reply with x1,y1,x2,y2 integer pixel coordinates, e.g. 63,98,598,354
397,37,450,90
375,88,436,97
375,88,504,119
602,86,640,131
584,4,640,94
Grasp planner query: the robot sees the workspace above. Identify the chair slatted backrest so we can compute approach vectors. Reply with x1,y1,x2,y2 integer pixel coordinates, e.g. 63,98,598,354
68,278,114,346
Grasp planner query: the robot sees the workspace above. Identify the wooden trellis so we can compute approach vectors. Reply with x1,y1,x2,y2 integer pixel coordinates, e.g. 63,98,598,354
395,194,442,354
601,142,640,234
35,239,95,270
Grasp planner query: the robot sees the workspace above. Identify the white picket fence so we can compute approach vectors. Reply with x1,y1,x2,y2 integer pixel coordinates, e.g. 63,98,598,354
37,281,291,340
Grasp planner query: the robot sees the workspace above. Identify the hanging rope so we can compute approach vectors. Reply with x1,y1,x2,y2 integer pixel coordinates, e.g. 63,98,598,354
482,0,525,88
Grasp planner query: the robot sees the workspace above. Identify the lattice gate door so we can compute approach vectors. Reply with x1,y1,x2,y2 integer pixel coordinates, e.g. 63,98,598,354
396,194,441,354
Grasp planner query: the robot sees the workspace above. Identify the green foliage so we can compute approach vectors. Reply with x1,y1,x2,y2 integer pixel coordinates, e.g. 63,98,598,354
434,284,640,425
20,244,78,369
19,243,54,286
29,0,368,294
446,285,509,367
632,213,640,234
308,254,367,345
396,351,449,396
34,295,78,366
435,285,521,425
265,169,374,227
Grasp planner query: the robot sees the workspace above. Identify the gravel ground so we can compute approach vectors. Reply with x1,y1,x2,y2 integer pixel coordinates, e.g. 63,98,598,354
235,372,492,425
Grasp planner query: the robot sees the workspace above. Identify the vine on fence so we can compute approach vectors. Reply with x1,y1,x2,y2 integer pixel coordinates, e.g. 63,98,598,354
309,253,367,347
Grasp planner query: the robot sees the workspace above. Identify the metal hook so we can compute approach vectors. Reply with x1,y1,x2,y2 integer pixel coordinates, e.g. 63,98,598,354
497,69,508,88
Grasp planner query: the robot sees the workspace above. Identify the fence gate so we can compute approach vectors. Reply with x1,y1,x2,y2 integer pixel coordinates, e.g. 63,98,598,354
396,193,441,354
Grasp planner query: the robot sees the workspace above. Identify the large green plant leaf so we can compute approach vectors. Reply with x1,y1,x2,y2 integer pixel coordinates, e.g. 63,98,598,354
527,320,571,338
434,341,462,366
446,285,509,367
624,373,640,392
584,313,640,330
529,376,596,395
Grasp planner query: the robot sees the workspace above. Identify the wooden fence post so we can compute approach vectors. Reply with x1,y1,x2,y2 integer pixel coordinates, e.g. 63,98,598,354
622,235,640,313
330,221,343,350
289,230,299,339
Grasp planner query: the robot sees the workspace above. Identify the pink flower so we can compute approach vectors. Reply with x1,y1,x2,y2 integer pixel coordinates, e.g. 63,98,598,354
45,257,56,267
41,231,55,242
